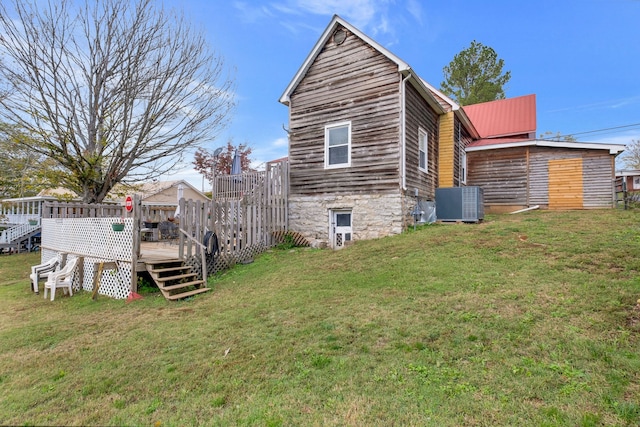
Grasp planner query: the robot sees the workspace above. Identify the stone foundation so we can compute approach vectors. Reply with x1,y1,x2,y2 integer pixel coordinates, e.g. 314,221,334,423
289,193,405,248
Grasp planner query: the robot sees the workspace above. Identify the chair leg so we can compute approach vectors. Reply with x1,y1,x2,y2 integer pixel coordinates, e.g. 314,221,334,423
50,287,55,301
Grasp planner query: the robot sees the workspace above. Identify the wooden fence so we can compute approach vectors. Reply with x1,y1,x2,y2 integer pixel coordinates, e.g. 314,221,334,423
211,161,289,253
42,201,177,221
39,160,289,281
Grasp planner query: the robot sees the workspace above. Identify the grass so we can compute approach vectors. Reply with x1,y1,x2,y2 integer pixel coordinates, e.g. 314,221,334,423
1,209,640,426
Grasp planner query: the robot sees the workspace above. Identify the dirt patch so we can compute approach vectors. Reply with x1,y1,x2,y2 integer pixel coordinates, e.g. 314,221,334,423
627,300,640,333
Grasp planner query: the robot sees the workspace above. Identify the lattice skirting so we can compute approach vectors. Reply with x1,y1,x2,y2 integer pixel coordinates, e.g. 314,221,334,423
183,243,267,280
40,249,131,299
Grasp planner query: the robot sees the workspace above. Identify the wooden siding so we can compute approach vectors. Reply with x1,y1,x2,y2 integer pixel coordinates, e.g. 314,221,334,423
437,112,454,188
467,147,528,206
549,158,583,209
582,154,615,208
469,146,616,210
288,25,401,196
404,81,440,199
454,118,473,187
530,147,615,208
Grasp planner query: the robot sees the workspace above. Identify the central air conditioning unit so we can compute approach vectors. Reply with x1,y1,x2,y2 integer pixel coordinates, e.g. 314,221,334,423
435,186,484,223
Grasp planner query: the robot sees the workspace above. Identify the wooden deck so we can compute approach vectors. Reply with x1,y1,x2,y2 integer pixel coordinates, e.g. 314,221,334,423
137,241,181,270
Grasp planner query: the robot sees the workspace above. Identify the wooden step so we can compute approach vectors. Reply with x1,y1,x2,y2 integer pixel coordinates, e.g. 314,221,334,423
165,287,211,300
154,272,197,283
158,280,204,291
150,265,191,274
145,259,183,266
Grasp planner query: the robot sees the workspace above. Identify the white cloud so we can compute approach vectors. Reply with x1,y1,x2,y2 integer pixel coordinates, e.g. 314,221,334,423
272,136,288,147
406,0,423,24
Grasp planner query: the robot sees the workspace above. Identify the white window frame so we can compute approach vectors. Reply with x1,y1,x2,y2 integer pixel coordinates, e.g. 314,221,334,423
418,127,428,172
324,121,351,169
460,151,467,184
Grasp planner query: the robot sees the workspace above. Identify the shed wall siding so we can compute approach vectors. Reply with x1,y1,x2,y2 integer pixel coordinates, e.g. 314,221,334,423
467,147,528,206
404,82,440,199
470,147,616,210
529,147,615,208
288,25,401,197
549,158,583,209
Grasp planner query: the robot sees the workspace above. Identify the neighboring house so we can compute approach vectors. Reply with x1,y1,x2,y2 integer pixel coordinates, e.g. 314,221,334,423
280,15,449,248
616,170,640,192
112,180,209,206
1,180,208,224
463,96,625,212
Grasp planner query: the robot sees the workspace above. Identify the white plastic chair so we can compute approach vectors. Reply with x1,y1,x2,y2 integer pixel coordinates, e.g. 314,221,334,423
43,257,79,301
30,257,59,294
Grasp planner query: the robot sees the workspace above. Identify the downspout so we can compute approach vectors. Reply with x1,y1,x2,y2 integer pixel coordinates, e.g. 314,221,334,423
401,72,412,191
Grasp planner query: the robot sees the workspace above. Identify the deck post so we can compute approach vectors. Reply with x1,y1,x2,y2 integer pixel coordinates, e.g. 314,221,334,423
131,194,142,293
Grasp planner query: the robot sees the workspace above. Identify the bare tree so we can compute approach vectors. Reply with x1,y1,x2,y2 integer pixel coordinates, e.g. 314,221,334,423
0,0,235,202
621,139,640,170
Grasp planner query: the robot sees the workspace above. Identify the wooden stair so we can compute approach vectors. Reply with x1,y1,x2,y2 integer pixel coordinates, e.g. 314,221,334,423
145,259,210,301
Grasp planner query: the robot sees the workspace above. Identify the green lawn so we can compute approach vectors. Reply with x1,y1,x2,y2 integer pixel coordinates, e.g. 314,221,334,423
1,209,639,426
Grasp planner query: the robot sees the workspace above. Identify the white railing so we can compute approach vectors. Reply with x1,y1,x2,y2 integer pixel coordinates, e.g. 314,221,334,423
0,214,40,225
0,223,40,244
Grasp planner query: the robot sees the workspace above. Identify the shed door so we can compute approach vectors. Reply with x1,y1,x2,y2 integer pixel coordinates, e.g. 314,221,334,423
330,210,352,250
548,158,583,209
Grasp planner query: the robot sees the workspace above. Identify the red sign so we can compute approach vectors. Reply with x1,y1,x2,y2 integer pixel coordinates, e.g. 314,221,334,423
125,195,133,212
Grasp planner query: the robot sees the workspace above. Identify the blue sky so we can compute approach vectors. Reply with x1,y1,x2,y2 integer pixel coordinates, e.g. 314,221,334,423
164,0,640,189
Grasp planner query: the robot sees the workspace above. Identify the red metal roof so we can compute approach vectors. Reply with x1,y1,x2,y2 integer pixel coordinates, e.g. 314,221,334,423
463,94,537,139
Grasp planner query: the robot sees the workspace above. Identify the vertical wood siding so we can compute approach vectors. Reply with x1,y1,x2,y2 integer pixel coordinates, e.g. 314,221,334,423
548,158,583,209
404,81,440,199
437,112,454,187
288,25,401,196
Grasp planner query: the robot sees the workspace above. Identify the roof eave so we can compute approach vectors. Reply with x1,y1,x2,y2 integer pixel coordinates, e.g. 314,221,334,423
466,139,626,154
403,71,445,115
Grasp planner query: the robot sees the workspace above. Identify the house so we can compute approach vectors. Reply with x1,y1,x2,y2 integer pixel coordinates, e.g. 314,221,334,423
616,169,640,192
463,96,625,212
112,180,209,206
279,15,625,248
280,15,452,248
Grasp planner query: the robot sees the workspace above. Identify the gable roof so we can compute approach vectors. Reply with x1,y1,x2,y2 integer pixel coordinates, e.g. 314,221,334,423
279,15,444,114
463,94,537,139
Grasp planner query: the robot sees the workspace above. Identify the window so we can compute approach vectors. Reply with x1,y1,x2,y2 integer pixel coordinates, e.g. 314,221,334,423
325,122,351,168
460,151,467,184
418,128,428,172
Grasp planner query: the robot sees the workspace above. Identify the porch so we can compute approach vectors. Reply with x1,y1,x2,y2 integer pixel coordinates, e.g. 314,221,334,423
32,160,289,300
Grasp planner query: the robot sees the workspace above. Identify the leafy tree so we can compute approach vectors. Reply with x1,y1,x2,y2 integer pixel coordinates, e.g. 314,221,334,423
0,0,235,203
0,123,62,199
441,40,511,106
621,139,640,169
193,140,253,183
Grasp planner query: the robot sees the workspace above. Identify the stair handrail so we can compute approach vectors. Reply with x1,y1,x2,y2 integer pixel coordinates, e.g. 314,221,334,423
178,229,207,287
0,223,40,244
